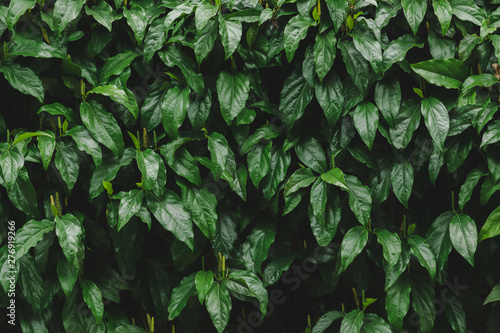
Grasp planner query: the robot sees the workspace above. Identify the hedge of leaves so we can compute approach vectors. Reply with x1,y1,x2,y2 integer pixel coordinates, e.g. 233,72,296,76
2,0,500,332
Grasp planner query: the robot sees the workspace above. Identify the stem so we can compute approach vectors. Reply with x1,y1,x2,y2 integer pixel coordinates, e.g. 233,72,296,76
451,191,457,214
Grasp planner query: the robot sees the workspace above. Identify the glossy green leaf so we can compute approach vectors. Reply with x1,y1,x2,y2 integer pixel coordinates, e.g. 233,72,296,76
421,97,450,150
15,219,55,260
85,1,114,31
57,257,78,298
402,0,427,35
312,311,345,333
325,0,349,33
179,182,217,240
408,235,436,278
195,270,214,304
321,168,348,190
98,51,138,84
315,72,344,126
219,17,242,60
352,102,379,150
314,30,336,81
425,211,453,273
217,71,250,126
80,100,125,158
375,77,400,128
248,141,272,188
159,46,205,96
283,15,312,62
479,206,500,242
0,61,44,103
382,34,424,73
161,86,190,138
345,175,372,227
146,191,194,251
341,226,369,271
279,71,314,129
37,132,56,170
81,279,104,325
352,29,383,74
390,99,421,149
67,126,102,167
194,19,218,65
444,297,466,333
206,283,232,333
391,156,414,209
411,58,469,89
339,40,370,93
340,309,364,333
55,141,80,191
6,0,36,30
449,213,477,266
449,0,486,26
55,214,84,269
410,276,436,333
117,189,144,231
6,167,38,218
309,192,341,246
295,136,327,173
374,228,402,268
284,168,317,196
433,0,453,35
229,270,268,318
249,221,276,273
484,283,500,305
386,275,411,331
168,272,197,320
52,0,86,35
0,146,24,190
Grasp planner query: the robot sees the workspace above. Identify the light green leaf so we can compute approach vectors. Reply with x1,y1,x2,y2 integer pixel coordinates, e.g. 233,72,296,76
89,84,139,120
314,30,336,81
401,0,427,35
195,270,214,304
321,167,348,190
118,189,144,231
450,213,477,266
479,206,500,242
219,17,242,59
449,0,486,26
196,2,218,30
55,214,84,269
340,309,364,333
433,0,452,35
161,86,190,138
6,0,36,31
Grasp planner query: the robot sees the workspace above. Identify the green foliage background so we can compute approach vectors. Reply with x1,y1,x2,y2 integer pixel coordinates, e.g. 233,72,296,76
1,0,500,332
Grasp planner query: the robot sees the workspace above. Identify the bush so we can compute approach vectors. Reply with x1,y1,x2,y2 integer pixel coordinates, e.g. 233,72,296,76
1,0,500,332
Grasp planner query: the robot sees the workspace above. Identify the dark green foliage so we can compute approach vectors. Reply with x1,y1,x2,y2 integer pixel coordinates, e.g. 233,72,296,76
1,0,500,332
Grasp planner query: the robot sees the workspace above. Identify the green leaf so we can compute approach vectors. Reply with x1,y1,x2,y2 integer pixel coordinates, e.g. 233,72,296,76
408,235,437,279
391,156,414,209
341,226,369,271
179,182,217,240
310,178,328,218
458,35,481,61
143,18,166,63
89,84,139,120
374,228,402,269
168,272,197,320
312,311,345,333
57,256,78,298
81,279,104,325
194,19,218,65
208,132,230,178
315,72,344,127
168,148,202,187
410,276,436,333
263,253,300,287
444,297,466,333
37,132,56,170
55,214,84,269
279,71,314,129
248,141,272,188
375,77,400,128
352,102,379,150
459,167,487,211
450,213,477,266
206,283,232,333
411,58,469,89
9,39,67,59
55,141,80,191
219,17,242,60
261,147,291,201
80,100,125,158
325,0,348,33
421,97,450,150
284,15,312,62
6,167,38,218
382,34,424,73
345,175,372,227
295,136,327,173
196,270,214,304
18,255,44,313
15,219,55,260
67,126,102,167
124,4,147,44
6,0,36,30
479,206,500,242
159,46,205,96
161,86,190,138
340,309,364,333
401,0,427,35
196,2,218,30
0,146,24,190
284,168,317,196
217,71,249,126
314,30,336,81
390,99,421,149
321,168,348,190
480,119,500,148
432,0,452,35
339,40,370,93
85,1,114,31
229,270,268,318
309,192,341,246
428,145,444,186
462,74,498,95
0,61,44,103
484,283,500,305
98,51,138,84
425,211,453,273
449,0,486,26
52,0,86,35
146,191,194,251
118,189,144,231
385,276,411,331
249,221,276,273
37,103,79,124
352,29,383,74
